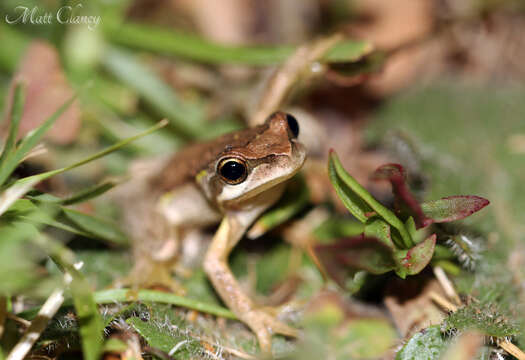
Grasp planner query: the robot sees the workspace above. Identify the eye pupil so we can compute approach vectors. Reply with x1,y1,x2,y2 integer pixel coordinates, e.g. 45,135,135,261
286,114,299,138
218,159,247,184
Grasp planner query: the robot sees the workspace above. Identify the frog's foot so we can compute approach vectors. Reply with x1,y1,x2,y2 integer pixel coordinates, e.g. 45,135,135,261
115,261,186,295
243,308,299,354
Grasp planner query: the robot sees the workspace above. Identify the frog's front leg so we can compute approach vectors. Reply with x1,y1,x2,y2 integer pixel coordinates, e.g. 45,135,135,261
203,214,298,353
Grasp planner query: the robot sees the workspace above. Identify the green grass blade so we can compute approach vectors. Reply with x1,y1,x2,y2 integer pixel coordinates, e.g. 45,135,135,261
102,47,205,138
62,208,128,246
94,289,236,319
1,120,166,217
105,22,371,65
12,119,168,188
9,198,127,246
19,288,236,321
61,180,119,205
329,151,414,248
0,95,76,187
69,268,104,360
37,235,104,360
0,83,25,165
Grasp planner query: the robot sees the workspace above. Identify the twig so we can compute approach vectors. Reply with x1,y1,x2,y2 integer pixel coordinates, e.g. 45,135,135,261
6,313,31,328
250,33,344,126
6,288,66,360
429,291,458,313
433,266,462,305
499,340,525,360
6,262,79,360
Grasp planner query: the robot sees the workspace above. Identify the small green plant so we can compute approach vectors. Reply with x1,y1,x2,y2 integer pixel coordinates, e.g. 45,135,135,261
315,150,489,290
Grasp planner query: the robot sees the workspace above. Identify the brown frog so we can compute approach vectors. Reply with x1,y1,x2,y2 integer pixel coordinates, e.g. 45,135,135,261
122,111,306,352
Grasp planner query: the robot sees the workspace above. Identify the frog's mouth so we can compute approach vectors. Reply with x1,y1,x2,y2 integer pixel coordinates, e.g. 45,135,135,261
217,141,306,204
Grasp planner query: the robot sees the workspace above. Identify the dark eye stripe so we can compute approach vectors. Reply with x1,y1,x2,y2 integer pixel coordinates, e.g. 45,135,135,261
218,158,248,185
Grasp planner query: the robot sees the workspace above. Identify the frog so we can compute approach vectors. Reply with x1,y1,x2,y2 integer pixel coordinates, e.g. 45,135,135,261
119,111,306,352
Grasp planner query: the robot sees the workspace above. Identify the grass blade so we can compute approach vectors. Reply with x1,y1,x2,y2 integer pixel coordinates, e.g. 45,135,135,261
0,83,25,165
36,235,104,360
62,208,128,246
1,120,166,218
94,289,236,319
0,95,76,187
61,179,119,205
11,119,168,189
105,22,371,65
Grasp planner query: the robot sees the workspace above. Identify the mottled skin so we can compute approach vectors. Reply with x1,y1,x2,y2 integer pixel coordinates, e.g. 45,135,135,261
130,112,306,353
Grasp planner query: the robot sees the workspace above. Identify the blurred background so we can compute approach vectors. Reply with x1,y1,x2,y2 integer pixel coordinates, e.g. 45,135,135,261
1,0,525,359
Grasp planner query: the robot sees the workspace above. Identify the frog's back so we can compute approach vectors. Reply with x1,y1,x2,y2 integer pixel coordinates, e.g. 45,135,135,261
151,124,268,191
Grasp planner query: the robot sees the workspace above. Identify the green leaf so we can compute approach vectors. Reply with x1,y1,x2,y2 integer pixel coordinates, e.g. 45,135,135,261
313,218,365,242
405,216,418,240
340,239,396,275
105,22,372,65
328,151,414,248
0,82,25,165
327,151,371,223
420,196,490,224
364,218,396,250
0,94,76,186
396,325,449,360
394,234,436,278
62,208,128,246
102,47,205,138
126,317,203,358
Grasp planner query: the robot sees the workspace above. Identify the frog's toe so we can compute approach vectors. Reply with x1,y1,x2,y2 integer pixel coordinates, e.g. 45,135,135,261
244,309,300,354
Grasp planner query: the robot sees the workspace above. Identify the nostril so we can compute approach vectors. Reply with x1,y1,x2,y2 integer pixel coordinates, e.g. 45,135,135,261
286,113,299,138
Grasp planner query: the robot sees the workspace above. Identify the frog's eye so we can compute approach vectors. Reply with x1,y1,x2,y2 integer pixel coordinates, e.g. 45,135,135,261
217,158,248,185
285,113,299,138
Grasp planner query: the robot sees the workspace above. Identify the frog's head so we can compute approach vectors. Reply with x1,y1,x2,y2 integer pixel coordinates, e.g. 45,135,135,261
199,112,306,206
